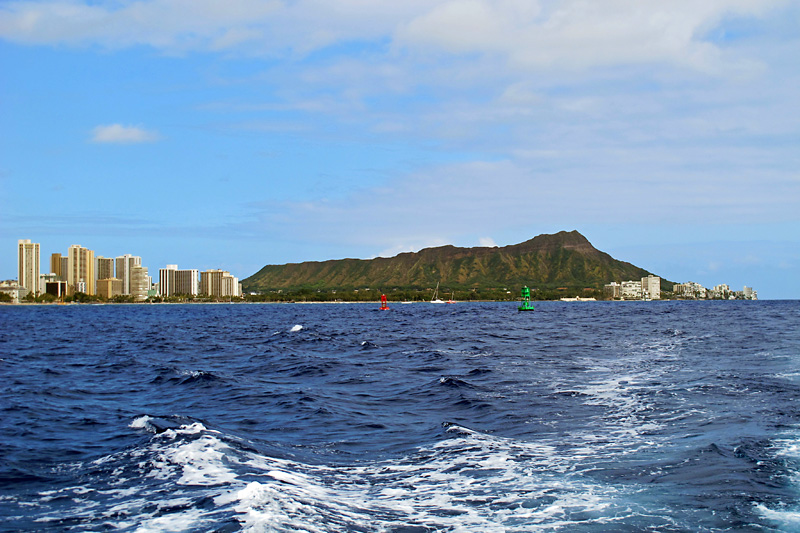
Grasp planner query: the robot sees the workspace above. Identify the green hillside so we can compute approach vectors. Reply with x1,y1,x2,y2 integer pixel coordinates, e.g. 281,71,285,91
242,230,661,296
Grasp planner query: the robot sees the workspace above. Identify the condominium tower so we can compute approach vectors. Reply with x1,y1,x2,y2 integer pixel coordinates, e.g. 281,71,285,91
18,239,40,296
67,244,95,295
116,254,142,296
96,256,116,282
201,269,240,298
158,265,199,297
50,253,66,280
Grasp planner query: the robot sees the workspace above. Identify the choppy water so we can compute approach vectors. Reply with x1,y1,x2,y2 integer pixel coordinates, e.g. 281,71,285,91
1,300,799,532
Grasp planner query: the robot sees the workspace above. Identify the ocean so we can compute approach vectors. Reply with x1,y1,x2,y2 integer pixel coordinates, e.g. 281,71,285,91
1,300,799,532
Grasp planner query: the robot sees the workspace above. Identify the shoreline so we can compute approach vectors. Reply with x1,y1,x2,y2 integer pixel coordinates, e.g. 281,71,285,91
1,298,769,307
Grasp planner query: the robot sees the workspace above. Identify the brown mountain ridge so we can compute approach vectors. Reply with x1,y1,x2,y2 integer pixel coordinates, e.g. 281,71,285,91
242,230,663,293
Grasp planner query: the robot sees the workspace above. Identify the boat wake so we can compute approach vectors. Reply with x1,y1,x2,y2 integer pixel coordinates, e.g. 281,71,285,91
2,416,717,532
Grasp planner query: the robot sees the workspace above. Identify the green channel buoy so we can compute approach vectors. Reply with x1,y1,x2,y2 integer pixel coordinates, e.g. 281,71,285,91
518,286,535,311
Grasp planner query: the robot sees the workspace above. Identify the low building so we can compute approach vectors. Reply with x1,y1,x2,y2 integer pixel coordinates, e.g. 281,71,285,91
97,278,124,300
620,280,643,300
673,282,707,299
604,282,621,299
712,284,731,299
45,281,67,299
0,280,29,303
39,273,60,295
741,286,758,300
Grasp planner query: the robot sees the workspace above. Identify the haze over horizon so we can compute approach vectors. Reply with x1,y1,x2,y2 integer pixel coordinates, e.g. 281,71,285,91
1,1,798,299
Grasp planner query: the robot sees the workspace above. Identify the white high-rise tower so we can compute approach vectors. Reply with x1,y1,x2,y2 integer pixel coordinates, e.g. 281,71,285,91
115,254,142,295
18,239,40,296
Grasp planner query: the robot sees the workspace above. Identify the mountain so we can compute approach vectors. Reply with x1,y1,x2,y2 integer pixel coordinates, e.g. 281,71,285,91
242,230,660,293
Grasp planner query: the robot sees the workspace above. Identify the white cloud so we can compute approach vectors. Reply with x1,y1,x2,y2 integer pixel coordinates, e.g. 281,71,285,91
248,148,800,255
0,0,789,74
91,124,160,144
394,0,788,73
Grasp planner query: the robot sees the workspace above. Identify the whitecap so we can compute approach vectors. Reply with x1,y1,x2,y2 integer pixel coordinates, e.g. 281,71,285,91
130,415,152,430
289,325,303,332
755,503,800,528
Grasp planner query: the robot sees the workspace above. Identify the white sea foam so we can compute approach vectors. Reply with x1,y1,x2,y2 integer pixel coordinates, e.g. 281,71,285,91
130,415,152,430
229,427,647,532
290,324,303,332
755,503,800,528
167,435,238,486
134,508,205,533
25,416,662,531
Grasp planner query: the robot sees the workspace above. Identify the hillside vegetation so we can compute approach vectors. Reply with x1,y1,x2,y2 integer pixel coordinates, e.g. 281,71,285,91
242,230,661,297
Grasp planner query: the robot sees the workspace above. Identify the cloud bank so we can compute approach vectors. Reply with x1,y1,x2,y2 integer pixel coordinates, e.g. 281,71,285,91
0,0,789,73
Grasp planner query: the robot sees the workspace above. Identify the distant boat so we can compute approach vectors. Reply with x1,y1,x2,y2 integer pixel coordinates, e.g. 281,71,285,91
431,282,445,304
446,291,456,304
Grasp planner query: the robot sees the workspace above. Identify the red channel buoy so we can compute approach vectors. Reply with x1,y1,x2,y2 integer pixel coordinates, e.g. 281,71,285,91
380,294,390,310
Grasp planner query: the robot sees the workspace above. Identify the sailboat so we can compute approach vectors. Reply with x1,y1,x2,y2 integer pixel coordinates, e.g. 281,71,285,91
446,291,456,304
431,282,445,304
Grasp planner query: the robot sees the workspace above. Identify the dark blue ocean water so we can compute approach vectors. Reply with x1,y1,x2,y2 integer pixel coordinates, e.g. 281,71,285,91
1,300,800,532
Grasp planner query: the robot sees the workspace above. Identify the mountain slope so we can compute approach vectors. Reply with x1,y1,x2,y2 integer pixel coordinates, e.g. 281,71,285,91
242,230,657,292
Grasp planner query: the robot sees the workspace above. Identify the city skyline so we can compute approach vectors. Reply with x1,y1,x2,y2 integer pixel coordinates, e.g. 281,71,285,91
8,238,240,301
8,236,758,302
1,2,798,299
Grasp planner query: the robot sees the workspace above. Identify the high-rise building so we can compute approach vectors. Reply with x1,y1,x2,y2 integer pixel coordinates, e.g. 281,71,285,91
159,265,200,297
50,253,64,280
201,269,240,298
115,254,142,295
158,264,178,297
130,265,149,302
175,269,200,296
641,275,661,300
67,244,95,295
18,239,40,296
96,256,115,282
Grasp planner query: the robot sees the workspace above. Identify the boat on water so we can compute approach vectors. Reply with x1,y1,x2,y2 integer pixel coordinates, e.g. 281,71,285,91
431,282,445,304
446,291,456,304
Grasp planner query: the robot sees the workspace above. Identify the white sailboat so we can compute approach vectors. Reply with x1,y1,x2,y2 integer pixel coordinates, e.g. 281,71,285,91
431,282,445,304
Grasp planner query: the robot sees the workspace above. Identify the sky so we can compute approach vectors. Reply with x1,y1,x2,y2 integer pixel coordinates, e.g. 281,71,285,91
1,0,798,299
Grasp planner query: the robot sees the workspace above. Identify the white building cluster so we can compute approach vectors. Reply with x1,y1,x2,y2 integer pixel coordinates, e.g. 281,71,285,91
602,274,757,300
604,275,661,300
2,239,241,303
673,282,757,300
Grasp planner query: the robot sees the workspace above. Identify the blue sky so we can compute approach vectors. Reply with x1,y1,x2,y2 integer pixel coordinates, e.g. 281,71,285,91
1,0,798,298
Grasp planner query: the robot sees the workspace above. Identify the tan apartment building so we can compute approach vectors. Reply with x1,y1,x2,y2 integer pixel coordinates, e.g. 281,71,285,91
67,244,95,296
201,269,240,298
18,239,40,296
96,278,123,300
